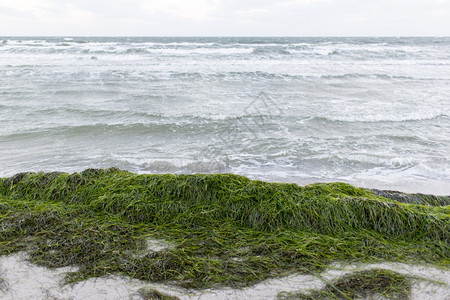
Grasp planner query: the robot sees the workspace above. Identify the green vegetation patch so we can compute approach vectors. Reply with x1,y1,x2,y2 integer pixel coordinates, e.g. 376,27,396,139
138,287,180,300
0,168,448,289
278,268,411,299
0,278,7,293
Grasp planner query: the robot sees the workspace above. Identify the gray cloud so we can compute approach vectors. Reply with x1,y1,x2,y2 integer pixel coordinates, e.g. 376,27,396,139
0,0,449,36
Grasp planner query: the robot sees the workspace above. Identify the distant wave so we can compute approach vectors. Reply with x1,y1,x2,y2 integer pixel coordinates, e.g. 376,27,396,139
252,46,291,55
167,71,442,81
311,113,449,123
318,73,416,80
3,39,448,61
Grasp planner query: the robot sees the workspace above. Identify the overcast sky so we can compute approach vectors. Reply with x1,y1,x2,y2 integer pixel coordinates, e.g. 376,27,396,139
0,0,449,36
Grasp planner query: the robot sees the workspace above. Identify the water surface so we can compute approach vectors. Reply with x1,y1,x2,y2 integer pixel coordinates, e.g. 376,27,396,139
1,37,449,194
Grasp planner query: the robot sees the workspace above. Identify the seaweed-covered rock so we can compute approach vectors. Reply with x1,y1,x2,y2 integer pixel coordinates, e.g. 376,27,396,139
278,268,411,299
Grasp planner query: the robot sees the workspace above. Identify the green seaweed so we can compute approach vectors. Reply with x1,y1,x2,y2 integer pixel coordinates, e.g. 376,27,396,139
278,268,411,299
0,169,448,289
138,287,180,300
0,277,7,293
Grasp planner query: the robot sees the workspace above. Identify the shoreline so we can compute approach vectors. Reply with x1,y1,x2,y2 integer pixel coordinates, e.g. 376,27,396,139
1,169,449,196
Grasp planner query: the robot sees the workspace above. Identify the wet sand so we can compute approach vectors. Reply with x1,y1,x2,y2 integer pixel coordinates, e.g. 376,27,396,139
1,252,448,300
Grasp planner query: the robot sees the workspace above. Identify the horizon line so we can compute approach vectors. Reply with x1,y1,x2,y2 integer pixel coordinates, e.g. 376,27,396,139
1,35,449,38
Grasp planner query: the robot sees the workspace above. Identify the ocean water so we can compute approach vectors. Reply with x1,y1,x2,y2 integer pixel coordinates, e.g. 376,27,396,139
0,37,449,194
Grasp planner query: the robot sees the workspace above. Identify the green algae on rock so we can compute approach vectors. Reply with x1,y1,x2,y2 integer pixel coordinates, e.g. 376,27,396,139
0,169,448,289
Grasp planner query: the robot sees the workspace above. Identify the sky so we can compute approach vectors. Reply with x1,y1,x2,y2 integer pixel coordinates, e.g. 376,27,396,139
0,0,449,36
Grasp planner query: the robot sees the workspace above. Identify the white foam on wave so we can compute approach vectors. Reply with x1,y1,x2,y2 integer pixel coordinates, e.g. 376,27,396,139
318,110,448,123
145,48,253,55
341,163,450,194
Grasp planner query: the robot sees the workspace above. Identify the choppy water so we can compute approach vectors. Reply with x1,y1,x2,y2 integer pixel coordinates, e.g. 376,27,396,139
1,37,449,194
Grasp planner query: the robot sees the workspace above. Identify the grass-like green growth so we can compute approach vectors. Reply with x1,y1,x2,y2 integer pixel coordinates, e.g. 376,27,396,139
278,268,411,299
138,287,180,300
0,278,7,293
0,168,448,289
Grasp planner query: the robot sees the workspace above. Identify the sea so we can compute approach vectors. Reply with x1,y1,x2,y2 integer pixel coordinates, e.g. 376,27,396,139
0,37,449,194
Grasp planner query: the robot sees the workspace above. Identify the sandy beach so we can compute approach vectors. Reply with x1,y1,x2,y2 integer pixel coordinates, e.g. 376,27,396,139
1,251,449,299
